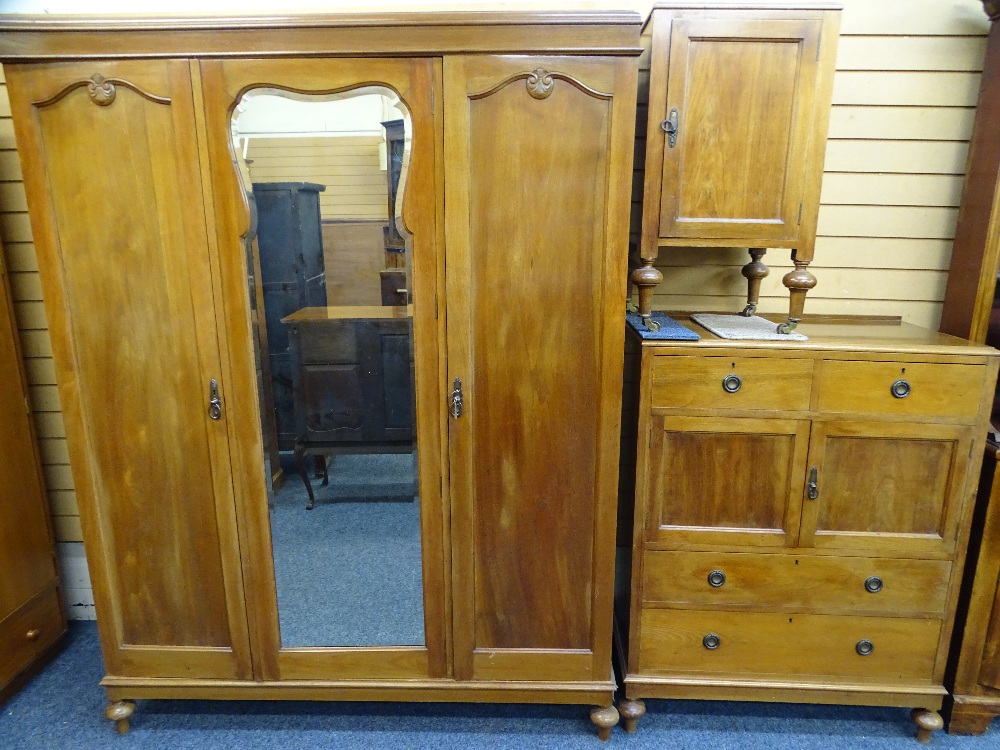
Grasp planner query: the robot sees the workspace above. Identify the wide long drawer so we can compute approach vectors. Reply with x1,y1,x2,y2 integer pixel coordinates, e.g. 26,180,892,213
650,355,813,412
637,608,940,682
815,360,985,421
642,550,952,618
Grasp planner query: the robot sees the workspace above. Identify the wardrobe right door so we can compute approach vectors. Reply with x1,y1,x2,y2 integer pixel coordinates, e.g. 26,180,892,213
444,54,636,683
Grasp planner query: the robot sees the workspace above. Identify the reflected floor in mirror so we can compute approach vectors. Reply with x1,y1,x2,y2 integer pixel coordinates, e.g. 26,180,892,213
270,452,424,648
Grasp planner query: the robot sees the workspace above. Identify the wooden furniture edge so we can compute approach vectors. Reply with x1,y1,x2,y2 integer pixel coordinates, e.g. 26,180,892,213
623,675,946,708
0,12,643,60
101,676,617,704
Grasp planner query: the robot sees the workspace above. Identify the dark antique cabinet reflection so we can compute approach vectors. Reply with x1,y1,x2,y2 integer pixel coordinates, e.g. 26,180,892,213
2,11,639,738
253,181,327,449
283,305,414,508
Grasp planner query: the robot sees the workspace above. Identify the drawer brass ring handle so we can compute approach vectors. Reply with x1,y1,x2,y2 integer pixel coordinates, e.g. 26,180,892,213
856,639,874,656
722,374,742,393
703,633,721,650
864,576,883,594
891,379,911,399
707,570,726,588
25,629,40,641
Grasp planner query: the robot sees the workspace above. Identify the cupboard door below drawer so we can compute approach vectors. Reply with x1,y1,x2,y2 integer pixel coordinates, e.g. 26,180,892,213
644,415,809,547
642,550,951,617
637,609,940,682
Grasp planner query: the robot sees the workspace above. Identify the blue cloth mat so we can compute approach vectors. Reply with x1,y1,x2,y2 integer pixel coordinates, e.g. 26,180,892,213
626,311,700,340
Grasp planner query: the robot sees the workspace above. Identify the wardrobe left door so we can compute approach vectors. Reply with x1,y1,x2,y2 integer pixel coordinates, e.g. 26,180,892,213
7,60,253,680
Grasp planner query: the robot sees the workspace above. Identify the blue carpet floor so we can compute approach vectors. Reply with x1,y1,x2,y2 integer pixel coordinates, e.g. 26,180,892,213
5,622,1000,749
270,452,424,648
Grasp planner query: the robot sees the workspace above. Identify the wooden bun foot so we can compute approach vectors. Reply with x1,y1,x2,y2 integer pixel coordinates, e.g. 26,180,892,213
618,698,646,733
912,708,944,743
590,704,619,741
105,700,136,734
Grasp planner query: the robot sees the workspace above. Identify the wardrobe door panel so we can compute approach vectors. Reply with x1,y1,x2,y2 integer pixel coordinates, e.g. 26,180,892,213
200,57,447,682
7,60,251,679
446,55,635,681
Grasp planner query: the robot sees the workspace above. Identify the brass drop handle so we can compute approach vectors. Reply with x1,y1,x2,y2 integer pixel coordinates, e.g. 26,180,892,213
807,466,819,500
856,639,874,656
703,633,721,650
661,108,679,148
865,576,883,594
891,379,911,399
26,629,41,641
208,379,222,421
707,570,726,588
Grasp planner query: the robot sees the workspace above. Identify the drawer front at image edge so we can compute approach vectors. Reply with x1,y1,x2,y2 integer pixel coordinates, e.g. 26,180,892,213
650,355,813,411
816,360,985,420
637,609,940,682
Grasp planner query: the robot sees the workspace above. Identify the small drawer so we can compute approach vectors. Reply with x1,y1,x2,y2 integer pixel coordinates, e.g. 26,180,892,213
650,356,813,411
642,551,951,618
815,360,985,421
0,586,65,689
637,608,939,682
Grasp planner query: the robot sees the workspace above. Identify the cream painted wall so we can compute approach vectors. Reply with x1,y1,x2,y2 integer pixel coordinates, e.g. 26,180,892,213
0,0,991,618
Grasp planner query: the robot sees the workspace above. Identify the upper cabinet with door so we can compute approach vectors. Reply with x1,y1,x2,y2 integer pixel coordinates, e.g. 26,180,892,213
0,12,639,739
631,3,840,333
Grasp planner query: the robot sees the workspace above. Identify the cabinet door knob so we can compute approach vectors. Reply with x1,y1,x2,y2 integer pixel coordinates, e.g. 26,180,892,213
856,639,874,656
208,378,222,420
707,570,726,587
661,108,679,148
722,374,742,393
26,629,41,641
703,633,721,650
450,377,464,419
891,379,911,398
864,576,883,594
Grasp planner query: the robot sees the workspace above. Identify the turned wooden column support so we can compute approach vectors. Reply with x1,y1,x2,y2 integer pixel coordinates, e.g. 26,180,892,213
618,697,646,733
779,259,817,334
105,700,136,734
912,708,945,743
590,704,620,741
740,248,769,317
630,261,663,331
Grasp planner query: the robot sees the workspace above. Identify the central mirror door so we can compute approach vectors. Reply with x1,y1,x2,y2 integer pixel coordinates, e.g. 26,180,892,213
200,59,447,681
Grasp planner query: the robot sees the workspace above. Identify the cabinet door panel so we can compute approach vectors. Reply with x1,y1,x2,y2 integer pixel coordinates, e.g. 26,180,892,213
658,18,821,241
446,55,636,681
799,421,973,557
7,60,250,679
644,415,809,548
201,57,447,681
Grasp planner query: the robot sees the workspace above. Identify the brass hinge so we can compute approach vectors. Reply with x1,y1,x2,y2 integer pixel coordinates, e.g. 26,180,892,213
798,203,803,225
24,396,30,415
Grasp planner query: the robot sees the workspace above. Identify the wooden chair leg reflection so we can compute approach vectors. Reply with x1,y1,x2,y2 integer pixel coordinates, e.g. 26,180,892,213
293,440,317,510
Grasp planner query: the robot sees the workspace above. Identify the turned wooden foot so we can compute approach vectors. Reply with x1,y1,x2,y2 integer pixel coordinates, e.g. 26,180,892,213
618,697,646,733
630,262,663,331
740,248,768,317
779,259,817,333
104,700,135,734
912,708,945,743
948,704,996,735
590,704,619,741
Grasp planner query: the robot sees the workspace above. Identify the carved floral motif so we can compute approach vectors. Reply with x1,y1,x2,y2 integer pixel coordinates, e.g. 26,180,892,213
526,69,554,100
87,74,116,106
